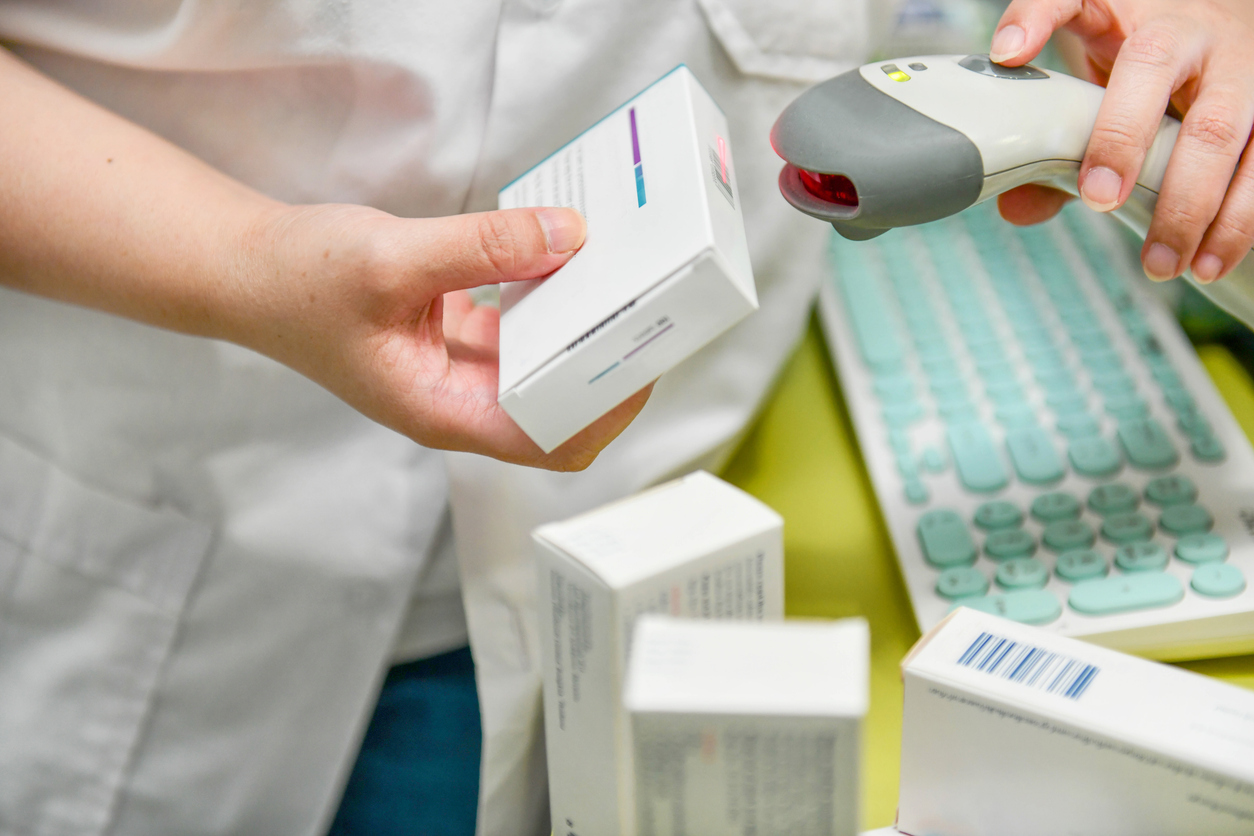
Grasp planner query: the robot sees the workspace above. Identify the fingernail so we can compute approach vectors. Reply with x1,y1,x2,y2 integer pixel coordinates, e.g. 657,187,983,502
1193,252,1223,283
1080,167,1122,212
537,208,585,254
990,25,1025,63
1144,242,1180,281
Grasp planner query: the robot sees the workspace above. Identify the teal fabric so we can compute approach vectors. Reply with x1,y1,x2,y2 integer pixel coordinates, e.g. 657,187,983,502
328,647,482,836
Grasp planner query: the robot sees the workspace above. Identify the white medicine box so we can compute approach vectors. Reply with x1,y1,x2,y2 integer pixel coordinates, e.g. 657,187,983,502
534,471,784,836
624,616,869,836
899,606,1254,836
497,65,757,452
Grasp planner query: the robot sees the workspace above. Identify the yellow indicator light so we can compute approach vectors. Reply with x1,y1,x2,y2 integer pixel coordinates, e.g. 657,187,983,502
888,70,910,82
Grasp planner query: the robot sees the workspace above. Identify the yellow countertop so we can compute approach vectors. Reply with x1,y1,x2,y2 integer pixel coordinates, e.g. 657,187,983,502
721,315,1254,831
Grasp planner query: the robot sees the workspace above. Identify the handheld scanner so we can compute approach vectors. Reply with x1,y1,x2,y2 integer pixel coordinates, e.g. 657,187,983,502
771,54,1179,242
771,54,1254,329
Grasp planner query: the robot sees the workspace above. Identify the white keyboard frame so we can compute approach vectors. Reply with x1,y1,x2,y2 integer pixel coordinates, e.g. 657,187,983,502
817,208,1254,661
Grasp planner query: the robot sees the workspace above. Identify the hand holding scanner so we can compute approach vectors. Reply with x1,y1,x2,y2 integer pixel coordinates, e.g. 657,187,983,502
771,54,1254,329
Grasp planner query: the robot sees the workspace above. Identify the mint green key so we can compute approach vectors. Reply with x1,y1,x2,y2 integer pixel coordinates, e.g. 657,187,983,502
1102,512,1154,543
1177,410,1211,439
985,381,1027,405
1175,533,1228,564
874,374,915,403
1057,413,1101,440
1192,434,1226,463
917,510,977,567
936,566,990,600
974,501,1023,530
1115,541,1168,572
1006,426,1065,485
996,403,1038,429
1068,572,1184,615
841,275,905,372
1191,564,1246,597
954,589,1062,625
985,528,1037,560
1105,393,1149,420
1043,519,1097,552
905,479,929,505
923,446,947,473
1082,350,1124,374
1089,483,1139,515
947,423,1009,493
1118,418,1179,469
1032,492,1081,522
1144,475,1197,507
1068,436,1122,478
931,379,968,402
941,402,980,423
1056,548,1108,582
996,557,1050,590
1159,504,1213,536
1047,390,1088,415
1164,389,1195,412
1091,370,1136,396
884,401,926,428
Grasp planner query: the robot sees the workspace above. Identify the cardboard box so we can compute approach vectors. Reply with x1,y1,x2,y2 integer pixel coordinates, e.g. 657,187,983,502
534,471,784,836
899,607,1254,836
625,616,869,836
497,65,756,452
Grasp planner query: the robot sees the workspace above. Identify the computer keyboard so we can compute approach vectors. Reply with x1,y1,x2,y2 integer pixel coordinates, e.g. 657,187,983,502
817,201,1254,661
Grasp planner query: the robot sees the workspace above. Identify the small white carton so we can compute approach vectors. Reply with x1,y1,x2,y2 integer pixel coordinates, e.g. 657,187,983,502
899,607,1254,836
625,616,869,836
534,471,784,836
497,65,756,452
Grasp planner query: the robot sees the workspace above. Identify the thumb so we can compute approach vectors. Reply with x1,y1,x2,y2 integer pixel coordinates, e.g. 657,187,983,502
419,206,586,294
990,0,1084,65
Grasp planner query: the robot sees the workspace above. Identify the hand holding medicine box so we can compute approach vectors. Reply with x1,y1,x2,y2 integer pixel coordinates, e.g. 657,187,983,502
498,66,757,452
899,607,1254,836
534,471,784,836
625,616,869,836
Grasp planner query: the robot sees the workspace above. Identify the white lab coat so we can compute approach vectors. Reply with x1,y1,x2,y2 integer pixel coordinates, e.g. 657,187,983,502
0,1,869,834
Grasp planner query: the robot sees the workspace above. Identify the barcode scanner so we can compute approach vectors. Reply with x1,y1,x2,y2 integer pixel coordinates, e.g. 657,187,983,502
770,54,1254,329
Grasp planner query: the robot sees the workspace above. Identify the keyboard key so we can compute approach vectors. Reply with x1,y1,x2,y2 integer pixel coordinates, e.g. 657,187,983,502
1068,436,1122,478
1144,475,1197,507
1114,541,1168,572
1177,410,1211,439
1056,413,1101,439
996,402,1038,429
985,528,1037,560
1175,533,1229,564
1088,483,1139,515
1006,426,1065,484
1081,349,1123,374
974,501,1023,531
1151,365,1182,388
1158,504,1213,536
956,590,1062,624
936,566,990,600
1191,434,1226,463
1046,390,1088,415
884,401,926,427
1164,388,1195,412
947,422,1009,493
1036,368,1075,391
1191,564,1247,598
1068,572,1184,615
841,275,906,372
1043,519,1097,552
905,480,930,505
1055,548,1109,582
917,510,977,567
1032,492,1082,522
1090,370,1136,396
996,557,1050,590
985,381,1027,406
1101,511,1154,543
874,374,916,402
940,402,981,423
889,429,912,458
897,455,919,479
1117,418,1179,469
922,446,947,473
1104,393,1149,420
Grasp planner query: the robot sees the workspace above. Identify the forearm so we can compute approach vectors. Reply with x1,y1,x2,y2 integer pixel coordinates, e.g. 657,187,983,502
0,46,284,343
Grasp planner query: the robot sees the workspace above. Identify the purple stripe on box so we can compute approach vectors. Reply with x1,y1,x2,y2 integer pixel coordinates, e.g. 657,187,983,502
629,107,641,165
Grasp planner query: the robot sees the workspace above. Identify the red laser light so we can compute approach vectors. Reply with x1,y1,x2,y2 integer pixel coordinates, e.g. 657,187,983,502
797,169,859,208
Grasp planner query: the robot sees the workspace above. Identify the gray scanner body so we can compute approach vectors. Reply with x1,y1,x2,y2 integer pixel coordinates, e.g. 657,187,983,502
771,54,1254,330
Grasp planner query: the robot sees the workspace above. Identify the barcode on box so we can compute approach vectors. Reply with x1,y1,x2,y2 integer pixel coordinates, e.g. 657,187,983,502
957,631,1099,700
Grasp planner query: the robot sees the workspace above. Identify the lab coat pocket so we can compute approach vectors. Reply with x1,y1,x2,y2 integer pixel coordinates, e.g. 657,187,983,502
0,438,212,836
696,0,872,83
